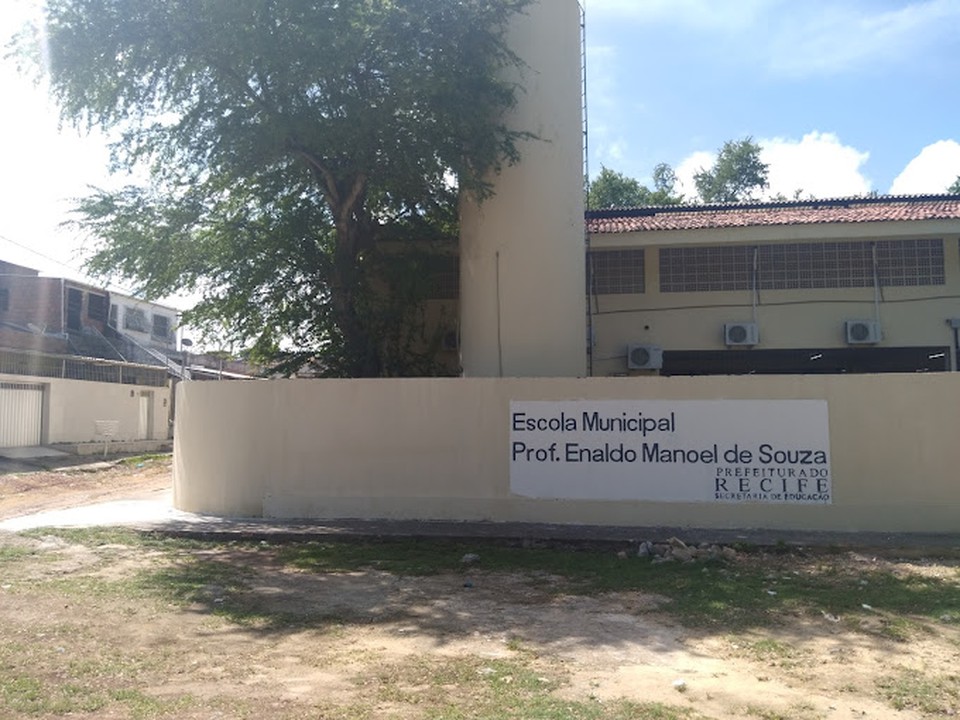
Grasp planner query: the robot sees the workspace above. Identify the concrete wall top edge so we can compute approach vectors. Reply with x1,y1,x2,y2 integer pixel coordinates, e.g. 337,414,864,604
181,373,960,398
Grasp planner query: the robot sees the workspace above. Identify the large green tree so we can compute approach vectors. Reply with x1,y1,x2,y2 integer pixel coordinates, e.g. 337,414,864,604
21,0,531,376
694,137,769,203
587,163,682,209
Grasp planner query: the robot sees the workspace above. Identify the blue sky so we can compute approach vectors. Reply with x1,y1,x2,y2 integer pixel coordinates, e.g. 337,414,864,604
586,0,960,199
2,0,960,287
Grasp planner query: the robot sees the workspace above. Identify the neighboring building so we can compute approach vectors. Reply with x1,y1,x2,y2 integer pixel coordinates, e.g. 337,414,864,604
107,291,179,353
0,347,171,448
0,258,184,374
0,261,186,448
0,260,111,354
0,260,182,364
585,195,960,376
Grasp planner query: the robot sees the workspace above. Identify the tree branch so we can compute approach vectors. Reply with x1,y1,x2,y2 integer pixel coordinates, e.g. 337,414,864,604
294,148,340,207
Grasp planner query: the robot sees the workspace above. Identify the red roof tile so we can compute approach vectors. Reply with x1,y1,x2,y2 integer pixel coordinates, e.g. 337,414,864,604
586,196,960,234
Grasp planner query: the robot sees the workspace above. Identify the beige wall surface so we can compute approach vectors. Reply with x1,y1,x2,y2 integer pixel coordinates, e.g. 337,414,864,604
175,375,960,533
459,0,586,377
589,227,960,376
0,373,171,444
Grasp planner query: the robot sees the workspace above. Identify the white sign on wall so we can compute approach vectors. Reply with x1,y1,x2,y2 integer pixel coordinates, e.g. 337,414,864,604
509,400,831,504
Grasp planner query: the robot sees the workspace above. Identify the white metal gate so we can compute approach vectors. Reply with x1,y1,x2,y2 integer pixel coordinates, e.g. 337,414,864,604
0,382,43,448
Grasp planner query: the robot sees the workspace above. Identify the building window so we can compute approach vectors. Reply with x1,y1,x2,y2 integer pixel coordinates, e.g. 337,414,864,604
760,239,944,289
659,245,751,293
124,307,148,332
659,239,945,293
66,288,83,331
152,314,171,340
589,249,645,294
108,304,119,328
873,238,945,287
0,287,8,313
87,293,108,322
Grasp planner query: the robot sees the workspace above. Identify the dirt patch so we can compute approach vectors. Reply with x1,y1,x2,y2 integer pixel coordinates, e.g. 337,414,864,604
1,461,959,719
2,536,959,719
0,456,171,520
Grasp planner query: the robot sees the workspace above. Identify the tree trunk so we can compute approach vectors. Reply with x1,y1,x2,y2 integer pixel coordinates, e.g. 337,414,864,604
302,157,381,377
329,215,381,378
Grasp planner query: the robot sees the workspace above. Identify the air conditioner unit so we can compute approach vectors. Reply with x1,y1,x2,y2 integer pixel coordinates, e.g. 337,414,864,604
627,343,663,370
441,329,459,351
724,322,759,347
845,319,882,345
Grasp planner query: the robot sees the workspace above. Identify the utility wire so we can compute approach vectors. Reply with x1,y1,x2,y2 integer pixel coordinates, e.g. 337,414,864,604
0,231,140,298
0,232,89,278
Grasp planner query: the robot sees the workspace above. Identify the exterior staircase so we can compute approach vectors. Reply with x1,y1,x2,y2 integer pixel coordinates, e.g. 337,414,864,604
67,326,190,380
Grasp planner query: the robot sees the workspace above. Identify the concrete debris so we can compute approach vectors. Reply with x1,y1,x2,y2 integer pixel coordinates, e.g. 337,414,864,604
721,546,739,561
632,540,742,564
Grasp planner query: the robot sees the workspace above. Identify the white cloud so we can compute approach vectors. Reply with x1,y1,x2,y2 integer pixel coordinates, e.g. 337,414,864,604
767,0,960,77
760,132,871,199
600,138,626,165
889,140,960,194
674,151,716,200
585,43,627,169
588,0,960,79
586,0,774,31
673,132,872,202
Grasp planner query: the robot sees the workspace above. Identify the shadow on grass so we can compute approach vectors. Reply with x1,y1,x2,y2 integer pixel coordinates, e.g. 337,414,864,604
10,529,959,720
124,536,960,652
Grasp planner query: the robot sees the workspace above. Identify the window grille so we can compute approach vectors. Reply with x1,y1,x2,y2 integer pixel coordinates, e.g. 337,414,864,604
659,239,945,293
87,293,108,322
124,307,148,332
874,238,944,287
660,245,751,293
589,249,645,294
152,314,171,340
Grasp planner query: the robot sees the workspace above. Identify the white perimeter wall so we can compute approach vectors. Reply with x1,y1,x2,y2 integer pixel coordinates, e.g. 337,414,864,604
174,375,960,533
0,373,171,444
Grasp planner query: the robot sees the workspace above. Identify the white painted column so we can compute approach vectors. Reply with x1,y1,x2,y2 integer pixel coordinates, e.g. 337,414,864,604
459,0,586,378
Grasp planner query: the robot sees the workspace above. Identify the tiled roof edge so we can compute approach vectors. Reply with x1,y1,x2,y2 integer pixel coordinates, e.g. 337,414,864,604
584,193,960,220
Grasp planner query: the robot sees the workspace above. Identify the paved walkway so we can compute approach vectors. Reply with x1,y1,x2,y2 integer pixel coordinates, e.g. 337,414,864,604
2,490,960,551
